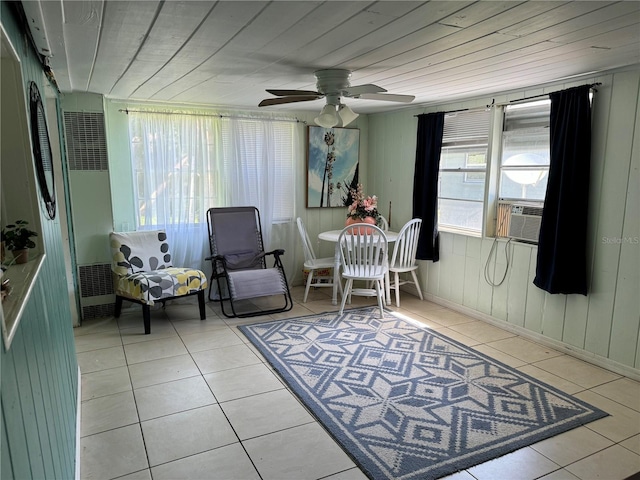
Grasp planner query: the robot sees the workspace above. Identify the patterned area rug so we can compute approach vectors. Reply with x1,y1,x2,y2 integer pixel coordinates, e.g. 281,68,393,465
239,307,608,480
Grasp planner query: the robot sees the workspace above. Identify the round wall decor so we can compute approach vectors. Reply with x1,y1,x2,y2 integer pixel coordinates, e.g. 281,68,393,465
28,81,56,219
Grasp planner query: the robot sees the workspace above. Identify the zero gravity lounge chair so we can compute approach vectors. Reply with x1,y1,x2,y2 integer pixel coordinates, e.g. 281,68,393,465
109,230,207,334
206,207,293,318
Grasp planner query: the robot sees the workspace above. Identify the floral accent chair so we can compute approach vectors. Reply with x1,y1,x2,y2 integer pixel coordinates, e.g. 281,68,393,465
109,230,207,334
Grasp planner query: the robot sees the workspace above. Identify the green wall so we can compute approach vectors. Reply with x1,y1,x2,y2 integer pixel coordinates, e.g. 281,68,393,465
367,69,640,376
1,3,78,478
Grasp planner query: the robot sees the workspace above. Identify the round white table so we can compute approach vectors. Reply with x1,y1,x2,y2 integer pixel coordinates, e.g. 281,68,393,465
318,229,398,305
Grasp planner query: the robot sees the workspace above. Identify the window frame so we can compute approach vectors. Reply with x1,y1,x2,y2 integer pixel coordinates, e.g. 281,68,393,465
437,109,492,236
498,99,551,203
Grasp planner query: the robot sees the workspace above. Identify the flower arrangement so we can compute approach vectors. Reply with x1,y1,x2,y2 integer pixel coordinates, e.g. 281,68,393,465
346,184,381,223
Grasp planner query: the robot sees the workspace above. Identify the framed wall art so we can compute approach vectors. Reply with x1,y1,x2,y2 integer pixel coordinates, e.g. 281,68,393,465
307,126,360,208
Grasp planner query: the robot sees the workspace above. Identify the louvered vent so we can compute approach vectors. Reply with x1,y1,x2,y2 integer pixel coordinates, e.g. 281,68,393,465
78,263,114,297
63,112,108,171
82,304,115,320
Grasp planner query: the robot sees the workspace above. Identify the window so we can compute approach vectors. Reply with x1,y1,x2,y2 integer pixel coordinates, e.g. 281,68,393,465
219,119,295,223
438,109,491,233
499,100,551,201
128,113,296,228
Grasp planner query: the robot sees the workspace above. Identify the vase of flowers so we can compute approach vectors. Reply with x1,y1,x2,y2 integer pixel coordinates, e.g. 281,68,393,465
345,184,381,234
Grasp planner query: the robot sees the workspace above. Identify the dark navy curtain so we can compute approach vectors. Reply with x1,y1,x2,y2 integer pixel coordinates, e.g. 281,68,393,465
413,112,444,261
534,85,592,295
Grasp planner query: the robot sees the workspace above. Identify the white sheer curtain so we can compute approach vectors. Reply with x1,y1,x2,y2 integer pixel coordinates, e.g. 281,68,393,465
127,110,299,275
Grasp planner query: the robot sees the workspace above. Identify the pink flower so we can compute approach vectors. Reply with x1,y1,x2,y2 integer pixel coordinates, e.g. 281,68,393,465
346,184,381,223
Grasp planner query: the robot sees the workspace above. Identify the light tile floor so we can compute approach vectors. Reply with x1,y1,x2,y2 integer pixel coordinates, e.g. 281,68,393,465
76,286,640,480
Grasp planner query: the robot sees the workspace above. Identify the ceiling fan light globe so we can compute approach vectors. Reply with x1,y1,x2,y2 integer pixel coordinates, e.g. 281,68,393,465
338,104,358,127
315,105,339,128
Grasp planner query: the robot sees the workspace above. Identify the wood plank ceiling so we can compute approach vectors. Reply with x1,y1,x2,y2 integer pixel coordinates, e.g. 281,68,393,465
24,0,640,113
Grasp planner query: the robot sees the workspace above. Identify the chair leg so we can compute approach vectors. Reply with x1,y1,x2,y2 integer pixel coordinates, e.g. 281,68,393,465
394,272,401,307
197,290,206,320
339,279,352,315
304,270,314,302
375,279,385,318
114,295,123,318
411,271,424,300
142,304,151,334
208,275,215,301
385,271,391,306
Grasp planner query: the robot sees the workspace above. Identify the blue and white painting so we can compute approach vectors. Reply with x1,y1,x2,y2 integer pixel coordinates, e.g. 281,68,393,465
307,126,360,208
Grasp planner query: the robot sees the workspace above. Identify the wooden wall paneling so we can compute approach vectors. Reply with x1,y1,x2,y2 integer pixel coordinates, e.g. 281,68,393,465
585,270,618,357
636,326,640,370
588,72,615,240
392,112,417,229
609,266,640,366
541,293,567,341
12,332,45,479
21,306,56,476
1,342,31,479
608,76,640,366
476,239,496,316
505,245,531,327
585,73,638,355
524,250,545,333
369,114,386,209
462,236,482,310
32,306,64,479
563,296,590,350
424,256,438,300
33,277,74,478
1,410,14,480
450,235,467,305
489,241,510,321
437,233,455,301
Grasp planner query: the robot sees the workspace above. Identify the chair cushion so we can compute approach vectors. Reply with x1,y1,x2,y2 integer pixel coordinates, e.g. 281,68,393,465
227,268,288,301
110,230,173,275
115,267,207,305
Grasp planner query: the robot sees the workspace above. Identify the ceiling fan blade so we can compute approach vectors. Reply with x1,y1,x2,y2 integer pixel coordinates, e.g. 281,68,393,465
259,95,322,107
266,89,321,96
358,92,415,103
342,84,387,96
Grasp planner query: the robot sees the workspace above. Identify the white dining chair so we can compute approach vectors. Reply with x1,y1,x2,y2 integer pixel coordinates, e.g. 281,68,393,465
387,218,423,307
338,223,388,318
378,215,389,231
296,217,342,302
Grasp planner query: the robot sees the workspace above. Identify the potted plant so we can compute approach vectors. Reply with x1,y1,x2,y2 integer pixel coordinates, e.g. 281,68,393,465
2,220,37,264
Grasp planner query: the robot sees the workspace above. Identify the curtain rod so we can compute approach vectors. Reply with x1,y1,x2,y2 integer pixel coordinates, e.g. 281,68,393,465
414,107,469,118
413,82,602,115
118,108,306,124
509,82,601,104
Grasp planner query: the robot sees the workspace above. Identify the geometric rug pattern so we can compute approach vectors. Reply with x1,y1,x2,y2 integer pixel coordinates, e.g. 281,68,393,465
239,307,608,480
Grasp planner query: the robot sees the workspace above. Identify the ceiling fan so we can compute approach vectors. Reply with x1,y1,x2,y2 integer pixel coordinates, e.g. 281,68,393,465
258,69,415,127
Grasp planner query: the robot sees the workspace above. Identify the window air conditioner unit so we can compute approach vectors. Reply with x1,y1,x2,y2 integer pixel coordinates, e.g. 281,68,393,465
508,203,543,243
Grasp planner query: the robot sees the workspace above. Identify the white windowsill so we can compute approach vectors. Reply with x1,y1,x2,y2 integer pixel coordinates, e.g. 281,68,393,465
1,254,46,351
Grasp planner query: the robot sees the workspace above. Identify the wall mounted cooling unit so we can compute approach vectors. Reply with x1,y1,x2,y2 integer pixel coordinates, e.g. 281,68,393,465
508,203,544,243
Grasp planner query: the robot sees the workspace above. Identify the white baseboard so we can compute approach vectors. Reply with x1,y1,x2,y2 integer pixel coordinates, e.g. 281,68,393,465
424,293,640,382
75,366,81,480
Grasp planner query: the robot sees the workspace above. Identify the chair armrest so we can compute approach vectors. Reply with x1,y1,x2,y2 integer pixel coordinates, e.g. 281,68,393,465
265,249,285,257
